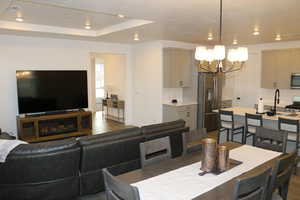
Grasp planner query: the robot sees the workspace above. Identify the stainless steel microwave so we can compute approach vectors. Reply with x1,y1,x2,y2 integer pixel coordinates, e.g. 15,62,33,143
291,73,300,89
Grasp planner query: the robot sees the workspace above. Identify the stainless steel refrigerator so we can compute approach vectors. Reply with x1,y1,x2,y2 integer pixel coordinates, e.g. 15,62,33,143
197,72,223,131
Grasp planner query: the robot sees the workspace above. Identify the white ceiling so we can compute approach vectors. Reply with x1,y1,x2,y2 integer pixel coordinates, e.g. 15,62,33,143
0,0,300,44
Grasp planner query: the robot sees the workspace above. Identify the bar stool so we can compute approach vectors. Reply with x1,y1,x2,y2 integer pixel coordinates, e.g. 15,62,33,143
278,117,300,175
244,113,263,145
218,110,244,144
106,99,114,119
278,117,300,151
117,100,125,122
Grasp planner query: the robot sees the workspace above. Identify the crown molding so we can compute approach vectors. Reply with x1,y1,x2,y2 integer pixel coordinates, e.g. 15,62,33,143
0,19,153,37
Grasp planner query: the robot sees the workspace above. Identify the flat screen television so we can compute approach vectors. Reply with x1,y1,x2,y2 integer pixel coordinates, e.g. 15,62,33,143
17,70,88,114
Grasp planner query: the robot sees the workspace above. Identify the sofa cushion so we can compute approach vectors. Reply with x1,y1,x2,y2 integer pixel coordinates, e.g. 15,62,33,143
79,127,141,145
0,138,81,200
141,120,186,135
78,128,143,195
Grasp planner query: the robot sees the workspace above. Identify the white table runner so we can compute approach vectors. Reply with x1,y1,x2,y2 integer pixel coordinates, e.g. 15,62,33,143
132,145,281,200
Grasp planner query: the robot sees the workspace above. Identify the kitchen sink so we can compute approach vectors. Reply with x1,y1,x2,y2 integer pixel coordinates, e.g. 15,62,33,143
276,113,299,117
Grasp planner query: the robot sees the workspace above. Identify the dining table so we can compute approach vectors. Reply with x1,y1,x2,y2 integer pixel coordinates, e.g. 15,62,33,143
117,142,282,200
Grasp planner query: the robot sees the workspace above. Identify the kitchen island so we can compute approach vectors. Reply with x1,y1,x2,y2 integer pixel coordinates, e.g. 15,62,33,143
214,107,299,153
220,107,300,122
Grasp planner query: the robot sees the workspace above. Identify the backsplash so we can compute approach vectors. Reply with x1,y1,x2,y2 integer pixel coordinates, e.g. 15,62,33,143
163,88,183,103
259,88,300,106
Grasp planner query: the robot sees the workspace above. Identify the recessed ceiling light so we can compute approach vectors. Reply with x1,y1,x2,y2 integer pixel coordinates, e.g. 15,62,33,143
253,27,260,36
208,33,213,40
275,34,281,41
134,33,140,41
85,24,91,30
233,39,238,45
16,16,24,22
118,14,125,18
253,31,260,36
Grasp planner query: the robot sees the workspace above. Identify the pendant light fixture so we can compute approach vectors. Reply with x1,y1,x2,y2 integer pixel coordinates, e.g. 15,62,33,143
195,0,248,73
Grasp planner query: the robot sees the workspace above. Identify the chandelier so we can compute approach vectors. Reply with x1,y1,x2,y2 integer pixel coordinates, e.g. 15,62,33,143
195,0,248,73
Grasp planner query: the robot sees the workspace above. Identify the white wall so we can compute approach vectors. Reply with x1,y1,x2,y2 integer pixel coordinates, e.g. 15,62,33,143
131,41,163,126
223,40,300,107
0,34,132,135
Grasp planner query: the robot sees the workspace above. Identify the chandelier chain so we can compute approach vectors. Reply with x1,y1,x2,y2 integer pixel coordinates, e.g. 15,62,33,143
219,0,223,44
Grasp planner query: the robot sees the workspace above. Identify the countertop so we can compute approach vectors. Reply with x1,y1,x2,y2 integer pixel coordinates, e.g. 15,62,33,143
163,102,198,107
214,107,300,121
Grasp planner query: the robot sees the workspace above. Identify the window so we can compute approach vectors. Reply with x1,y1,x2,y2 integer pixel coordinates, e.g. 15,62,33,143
95,63,105,98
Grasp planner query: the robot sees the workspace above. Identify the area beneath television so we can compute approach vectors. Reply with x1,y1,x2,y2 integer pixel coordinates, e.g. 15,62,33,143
17,111,93,142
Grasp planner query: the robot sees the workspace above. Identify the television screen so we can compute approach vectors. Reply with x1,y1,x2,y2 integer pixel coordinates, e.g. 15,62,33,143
17,70,88,114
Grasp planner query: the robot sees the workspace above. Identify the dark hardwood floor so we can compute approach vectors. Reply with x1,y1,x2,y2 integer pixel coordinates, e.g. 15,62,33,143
92,111,134,134
208,130,300,200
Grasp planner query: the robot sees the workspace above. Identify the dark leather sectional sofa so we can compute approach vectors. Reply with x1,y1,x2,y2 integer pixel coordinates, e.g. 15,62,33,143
0,120,188,200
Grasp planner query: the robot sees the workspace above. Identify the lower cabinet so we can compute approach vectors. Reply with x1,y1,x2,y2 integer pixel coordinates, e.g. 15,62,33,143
163,104,197,130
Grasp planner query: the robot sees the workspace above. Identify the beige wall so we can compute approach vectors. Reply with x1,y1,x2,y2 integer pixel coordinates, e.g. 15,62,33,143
95,54,126,100
223,40,300,107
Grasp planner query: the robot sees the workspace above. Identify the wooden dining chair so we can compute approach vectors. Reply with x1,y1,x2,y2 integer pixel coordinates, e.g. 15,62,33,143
244,113,263,145
266,151,297,200
218,110,244,144
103,168,140,200
140,136,171,167
182,128,207,155
233,167,271,200
254,127,288,153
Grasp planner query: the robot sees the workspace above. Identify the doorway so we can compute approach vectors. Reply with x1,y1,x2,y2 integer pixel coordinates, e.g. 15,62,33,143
90,53,128,134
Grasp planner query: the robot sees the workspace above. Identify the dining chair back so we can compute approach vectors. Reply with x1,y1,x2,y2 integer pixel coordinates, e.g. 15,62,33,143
244,113,263,145
278,117,300,149
233,167,271,200
218,110,244,144
254,127,288,153
266,151,297,200
182,128,207,154
103,168,140,200
140,136,171,167
219,110,234,129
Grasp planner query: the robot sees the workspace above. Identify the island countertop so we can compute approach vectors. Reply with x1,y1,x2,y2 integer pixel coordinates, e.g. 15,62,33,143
214,107,300,121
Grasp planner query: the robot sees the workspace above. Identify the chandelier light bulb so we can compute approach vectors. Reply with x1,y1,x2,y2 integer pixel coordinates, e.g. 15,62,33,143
206,49,214,62
227,49,236,62
213,45,226,60
195,46,208,61
233,39,238,45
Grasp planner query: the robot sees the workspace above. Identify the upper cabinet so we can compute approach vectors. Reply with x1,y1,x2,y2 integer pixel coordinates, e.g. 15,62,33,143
163,48,193,88
261,48,300,89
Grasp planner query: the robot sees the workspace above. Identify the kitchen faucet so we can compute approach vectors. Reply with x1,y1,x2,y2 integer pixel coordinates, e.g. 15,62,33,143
272,89,280,115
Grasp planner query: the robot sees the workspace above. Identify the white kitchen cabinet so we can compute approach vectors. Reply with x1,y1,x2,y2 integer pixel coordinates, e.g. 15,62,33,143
261,48,300,89
163,104,197,130
163,48,193,88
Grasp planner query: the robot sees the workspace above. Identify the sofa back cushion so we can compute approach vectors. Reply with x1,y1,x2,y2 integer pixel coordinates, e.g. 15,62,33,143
0,138,81,200
142,120,189,158
78,127,143,195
